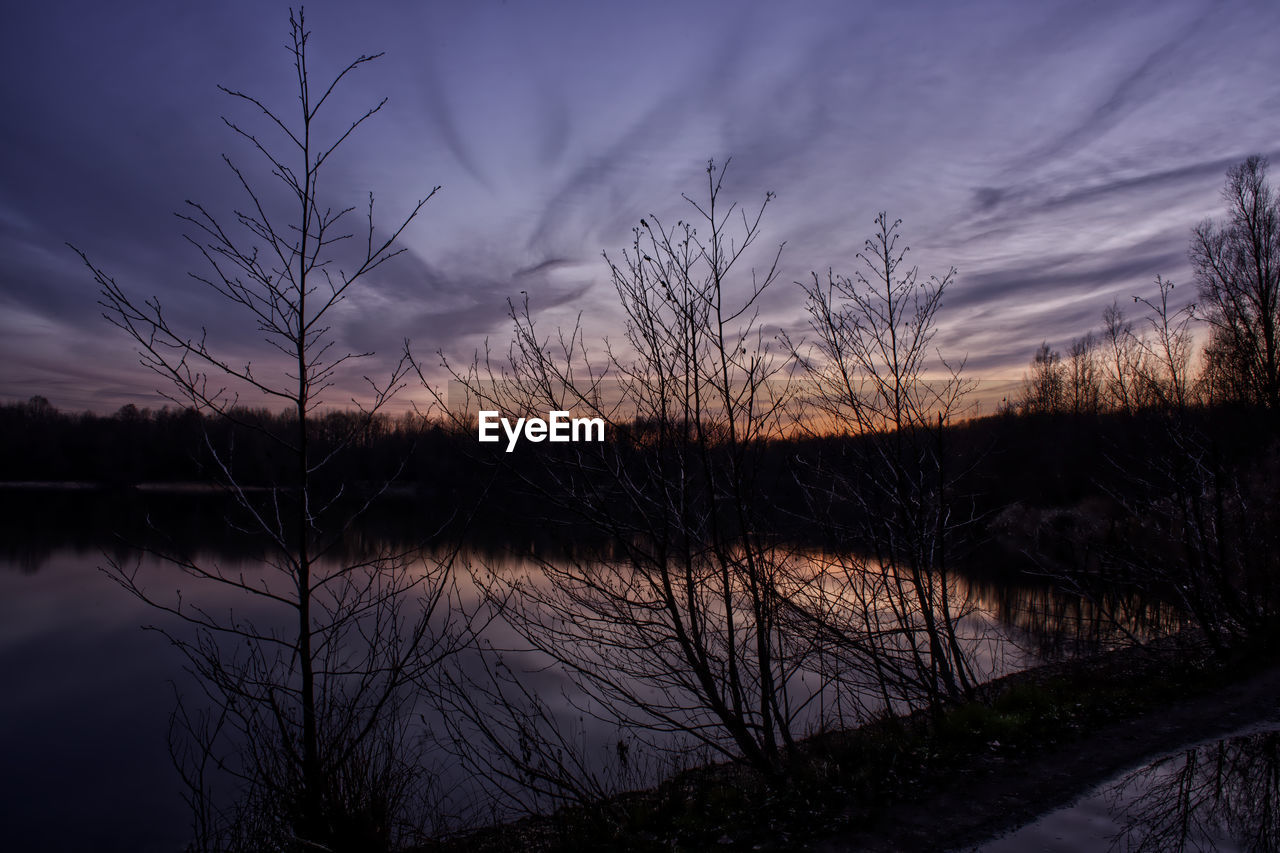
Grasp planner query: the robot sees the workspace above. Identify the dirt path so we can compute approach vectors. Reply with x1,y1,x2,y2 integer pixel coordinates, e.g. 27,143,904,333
812,664,1280,852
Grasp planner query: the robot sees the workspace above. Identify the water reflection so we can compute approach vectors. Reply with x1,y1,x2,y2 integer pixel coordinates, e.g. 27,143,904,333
964,573,1184,661
0,487,606,574
979,723,1280,853
1107,726,1279,852
0,547,192,852
0,488,1186,851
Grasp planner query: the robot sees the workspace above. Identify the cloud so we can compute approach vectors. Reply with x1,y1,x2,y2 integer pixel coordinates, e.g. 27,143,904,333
337,246,591,359
416,54,490,189
954,241,1182,310
1008,5,1211,173
5,0,1280,410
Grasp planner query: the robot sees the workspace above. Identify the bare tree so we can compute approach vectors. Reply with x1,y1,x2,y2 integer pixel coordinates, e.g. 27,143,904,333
1131,275,1197,411
72,11,456,850
1082,278,1276,655
1066,332,1102,415
1191,155,1280,410
1019,342,1066,415
440,161,813,790
1100,300,1143,413
793,213,978,716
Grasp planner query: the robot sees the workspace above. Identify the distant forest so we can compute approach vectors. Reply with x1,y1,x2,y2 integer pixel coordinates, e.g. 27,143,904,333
3,390,1274,536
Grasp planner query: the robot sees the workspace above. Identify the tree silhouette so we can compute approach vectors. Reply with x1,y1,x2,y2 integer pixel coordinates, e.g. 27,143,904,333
1192,155,1280,411
794,213,978,715
440,161,810,796
1020,342,1065,415
72,10,456,850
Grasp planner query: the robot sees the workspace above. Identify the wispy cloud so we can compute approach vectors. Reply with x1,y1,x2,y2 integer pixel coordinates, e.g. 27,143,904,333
3,0,1279,410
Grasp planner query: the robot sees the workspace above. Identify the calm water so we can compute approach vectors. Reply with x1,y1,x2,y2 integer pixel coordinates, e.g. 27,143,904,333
0,488,1173,852
0,547,189,851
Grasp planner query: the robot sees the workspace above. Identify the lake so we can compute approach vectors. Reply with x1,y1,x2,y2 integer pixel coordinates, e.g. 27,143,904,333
0,487,1175,852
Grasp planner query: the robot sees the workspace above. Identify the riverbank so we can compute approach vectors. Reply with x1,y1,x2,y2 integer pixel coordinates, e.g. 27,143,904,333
429,635,1279,852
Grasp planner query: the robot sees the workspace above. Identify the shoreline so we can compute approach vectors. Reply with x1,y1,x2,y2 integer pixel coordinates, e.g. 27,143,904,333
430,637,1279,852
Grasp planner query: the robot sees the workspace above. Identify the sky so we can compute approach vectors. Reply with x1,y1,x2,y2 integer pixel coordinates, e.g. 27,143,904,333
2,0,1278,414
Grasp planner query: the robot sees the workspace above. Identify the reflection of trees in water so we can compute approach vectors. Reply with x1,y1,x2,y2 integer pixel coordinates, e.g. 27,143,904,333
0,488,607,574
783,553,1001,725
0,488,271,574
1108,729,1280,852
965,573,1182,661
4,488,1182,666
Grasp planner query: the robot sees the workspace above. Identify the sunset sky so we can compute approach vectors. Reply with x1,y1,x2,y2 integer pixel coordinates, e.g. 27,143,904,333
2,0,1278,412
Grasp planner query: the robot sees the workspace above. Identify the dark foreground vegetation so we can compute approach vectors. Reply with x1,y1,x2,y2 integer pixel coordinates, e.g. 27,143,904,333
421,633,1278,852
20,9,1278,851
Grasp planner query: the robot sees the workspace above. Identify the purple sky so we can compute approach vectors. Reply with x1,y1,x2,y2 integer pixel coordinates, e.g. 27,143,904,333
2,0,1278,413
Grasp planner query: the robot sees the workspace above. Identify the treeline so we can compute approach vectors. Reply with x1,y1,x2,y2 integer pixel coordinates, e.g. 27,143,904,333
3,390,1275,531
1013,156,1279,418
0,396,474,495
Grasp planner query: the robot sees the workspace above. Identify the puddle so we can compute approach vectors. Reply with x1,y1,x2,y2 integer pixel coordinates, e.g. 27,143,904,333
976,720,1280,852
